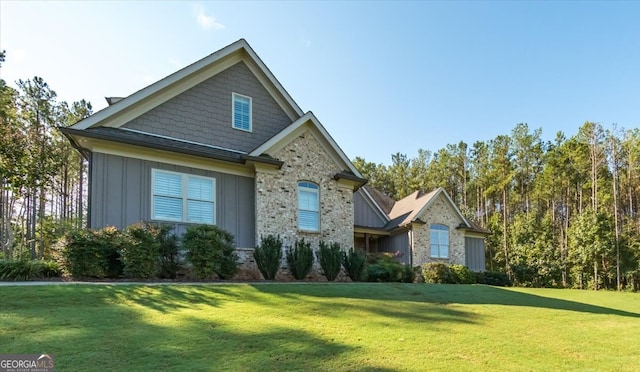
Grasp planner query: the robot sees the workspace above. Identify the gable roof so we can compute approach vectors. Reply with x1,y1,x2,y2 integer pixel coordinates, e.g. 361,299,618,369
250,111,364,178
387,188,470,229
70,39,304,131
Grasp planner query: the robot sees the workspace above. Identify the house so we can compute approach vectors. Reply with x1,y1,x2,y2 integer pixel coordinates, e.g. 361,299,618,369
353,186,487,271
61,39,486,278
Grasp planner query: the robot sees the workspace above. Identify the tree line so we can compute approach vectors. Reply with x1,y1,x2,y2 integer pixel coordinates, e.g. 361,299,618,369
0,51,92,260
1,51,638,290
353,121,640,290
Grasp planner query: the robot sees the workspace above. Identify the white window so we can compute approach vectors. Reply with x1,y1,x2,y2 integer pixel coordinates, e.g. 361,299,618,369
430,224,449,258
232,93,252,131
152,169,215,224
298,181,319,232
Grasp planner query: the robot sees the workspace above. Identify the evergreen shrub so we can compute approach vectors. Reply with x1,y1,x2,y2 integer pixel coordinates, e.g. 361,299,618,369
286,238,314,280
342,248,367,282
317,241,343,281
253,234,283,280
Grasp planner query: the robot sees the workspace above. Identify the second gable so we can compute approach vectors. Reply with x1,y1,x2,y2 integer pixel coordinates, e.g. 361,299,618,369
122,61,292,153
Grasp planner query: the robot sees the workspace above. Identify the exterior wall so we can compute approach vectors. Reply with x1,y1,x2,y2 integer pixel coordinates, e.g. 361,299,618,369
465,236,486,272
254,130,354,278
379,233,411,265
90,152,255,248
123,61,292,153
411,194,466,267
354,189,387,228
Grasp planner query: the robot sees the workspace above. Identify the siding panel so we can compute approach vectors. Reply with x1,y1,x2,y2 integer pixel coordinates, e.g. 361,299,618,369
91,152,255,247
465,237,486,272
354,190,387,228
122,62,292,153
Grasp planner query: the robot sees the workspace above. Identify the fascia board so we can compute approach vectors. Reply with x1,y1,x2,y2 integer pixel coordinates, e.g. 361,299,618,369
72,39,303,130
250,112,363,178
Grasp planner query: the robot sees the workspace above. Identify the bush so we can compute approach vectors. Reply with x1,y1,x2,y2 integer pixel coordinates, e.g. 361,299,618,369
183,225,238,280
342,248,366,282
157,225,180,279
286,238,314,280
121,222,160,279
450,264,476,284
366,254,412,283
253,235,283,280
0,260,61,281
422,262,456,284
317,241,343,281
58,227,124,278
480,271,512,286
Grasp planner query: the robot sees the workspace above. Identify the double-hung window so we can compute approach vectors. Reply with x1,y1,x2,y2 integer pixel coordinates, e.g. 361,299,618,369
232,93,252,131
152,169,215,224
430,224,449,258
298,181,319,232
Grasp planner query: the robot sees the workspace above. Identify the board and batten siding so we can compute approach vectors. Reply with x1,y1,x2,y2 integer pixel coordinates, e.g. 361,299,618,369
90,152,255,248
378,233,411,265
464,236,486,272
353,189,387,228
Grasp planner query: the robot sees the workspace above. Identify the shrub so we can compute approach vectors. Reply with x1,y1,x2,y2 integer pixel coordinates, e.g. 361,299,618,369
157,225,180,279
482,271,512,286
342,248,366,282
253,235,283,280
422,262,456,284
58,227,123,278
286,238,314,280
317,241,343,281
0,260,60,281
183,225,238,280
449,264,476,284
121,222,160,279
366,254,412,283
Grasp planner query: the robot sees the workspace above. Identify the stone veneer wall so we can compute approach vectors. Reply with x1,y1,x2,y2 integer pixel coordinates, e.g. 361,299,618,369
411,194,465,266
253,130,354,280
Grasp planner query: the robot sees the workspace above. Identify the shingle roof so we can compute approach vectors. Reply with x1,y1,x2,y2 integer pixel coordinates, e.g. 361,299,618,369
363,185,396,215
385,189,439,229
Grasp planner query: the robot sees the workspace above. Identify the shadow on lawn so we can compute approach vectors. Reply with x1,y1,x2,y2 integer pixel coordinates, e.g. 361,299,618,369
250,283,640,319
0,286,396,371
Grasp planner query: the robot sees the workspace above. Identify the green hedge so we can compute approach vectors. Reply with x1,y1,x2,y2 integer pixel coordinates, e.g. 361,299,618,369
56,226,124,279
366,254,414,283
121,222,161,279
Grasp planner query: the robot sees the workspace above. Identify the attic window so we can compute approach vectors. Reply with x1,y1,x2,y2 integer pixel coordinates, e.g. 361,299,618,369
232,93,252,132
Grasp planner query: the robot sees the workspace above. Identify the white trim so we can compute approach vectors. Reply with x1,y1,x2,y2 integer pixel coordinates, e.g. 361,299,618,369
297,181,320,233
151,169,216,225
360,187,391,222
250,112,363,178
415,188,470,228
120,128,247,154
429,224,450,259
71,39,303,130
232,92,252,132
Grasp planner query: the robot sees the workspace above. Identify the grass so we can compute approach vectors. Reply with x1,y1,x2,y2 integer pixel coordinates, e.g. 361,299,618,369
1,283,639,371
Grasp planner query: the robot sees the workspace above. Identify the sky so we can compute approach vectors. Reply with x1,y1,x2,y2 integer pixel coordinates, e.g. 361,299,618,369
1,1,639,165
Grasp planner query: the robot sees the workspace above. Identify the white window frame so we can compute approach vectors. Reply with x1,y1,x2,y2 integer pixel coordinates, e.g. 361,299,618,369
232,92,252,132
430,224,449,259
297,181,320,232
151,169,216,225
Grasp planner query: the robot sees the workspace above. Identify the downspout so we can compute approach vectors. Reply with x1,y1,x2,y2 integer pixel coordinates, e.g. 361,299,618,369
408,228,414,267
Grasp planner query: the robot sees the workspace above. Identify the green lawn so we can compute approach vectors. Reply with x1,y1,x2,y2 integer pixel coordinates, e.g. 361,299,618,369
1,283,638,371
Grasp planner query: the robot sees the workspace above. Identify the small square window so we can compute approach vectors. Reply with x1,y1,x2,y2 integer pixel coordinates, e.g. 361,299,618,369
232,93,252,132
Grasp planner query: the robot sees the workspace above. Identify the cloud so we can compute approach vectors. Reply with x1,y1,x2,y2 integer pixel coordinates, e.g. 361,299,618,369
194,4,224,30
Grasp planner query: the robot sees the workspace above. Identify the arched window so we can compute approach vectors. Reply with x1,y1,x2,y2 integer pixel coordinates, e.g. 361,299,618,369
298,181,319,232
430,224,449,258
